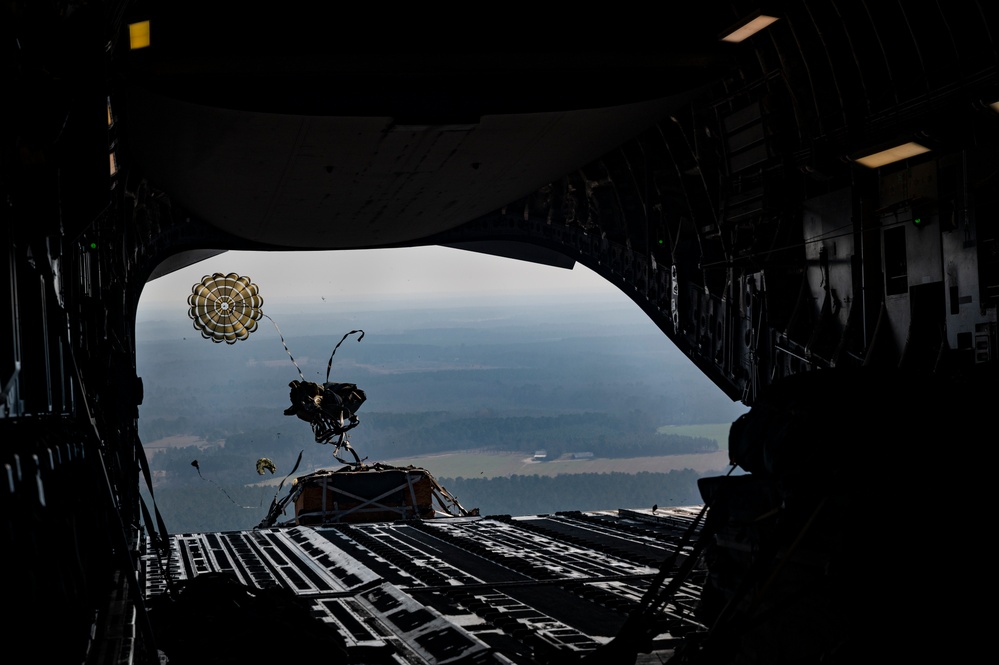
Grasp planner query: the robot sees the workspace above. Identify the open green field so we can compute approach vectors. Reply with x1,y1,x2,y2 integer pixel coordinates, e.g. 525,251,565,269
251,423,737,485
377,422,734,479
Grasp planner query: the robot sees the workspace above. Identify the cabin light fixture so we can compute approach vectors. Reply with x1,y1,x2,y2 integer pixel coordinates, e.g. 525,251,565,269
129,21,150,50
990,101,999,114
720,11,779,43
853,141,930,169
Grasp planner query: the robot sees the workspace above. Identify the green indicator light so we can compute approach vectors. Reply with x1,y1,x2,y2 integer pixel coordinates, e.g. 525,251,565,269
89,242,97,249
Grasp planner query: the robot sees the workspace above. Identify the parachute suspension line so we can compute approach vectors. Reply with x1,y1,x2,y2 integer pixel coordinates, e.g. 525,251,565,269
190,460,242,506
257,450,304,529
263,314,305,380
326,329,365,382
276,450,303,496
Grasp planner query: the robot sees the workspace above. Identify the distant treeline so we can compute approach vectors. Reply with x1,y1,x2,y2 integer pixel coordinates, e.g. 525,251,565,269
358,410,718,459
142,484,275,534
144,411,717,491
440,470,707,517
141,469,711,534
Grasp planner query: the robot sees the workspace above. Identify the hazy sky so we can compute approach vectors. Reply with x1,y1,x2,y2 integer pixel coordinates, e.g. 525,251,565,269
138,245,626,316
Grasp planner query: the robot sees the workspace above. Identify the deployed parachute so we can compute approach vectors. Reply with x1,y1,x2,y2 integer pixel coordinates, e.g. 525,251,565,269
188,272,264,344
256,458,277,475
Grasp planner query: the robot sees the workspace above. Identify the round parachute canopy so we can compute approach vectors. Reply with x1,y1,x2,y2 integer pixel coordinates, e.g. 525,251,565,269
188,273,264,344
256,458,277,475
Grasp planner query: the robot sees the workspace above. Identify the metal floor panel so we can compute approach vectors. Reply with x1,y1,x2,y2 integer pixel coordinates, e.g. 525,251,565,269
141,508,706,663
